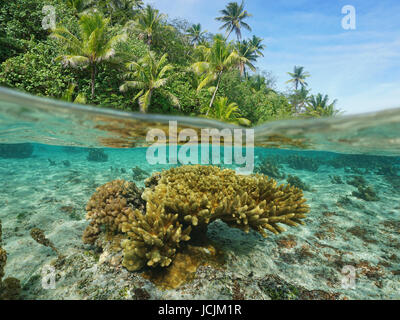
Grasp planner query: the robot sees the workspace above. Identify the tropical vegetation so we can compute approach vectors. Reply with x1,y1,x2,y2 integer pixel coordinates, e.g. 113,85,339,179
0,0,341,124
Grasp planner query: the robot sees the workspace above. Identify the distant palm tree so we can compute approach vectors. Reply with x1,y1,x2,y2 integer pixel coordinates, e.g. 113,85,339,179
216,1,252,41
120,51,179,113
305,93,340,117
248,35,265,57
66,0,94,15
286,66,310,90
51,12,127,98
103,0,144,24
290,86,310,113
187,24,207,47
235,40,257,77
191,36,240,113
125,5,165,47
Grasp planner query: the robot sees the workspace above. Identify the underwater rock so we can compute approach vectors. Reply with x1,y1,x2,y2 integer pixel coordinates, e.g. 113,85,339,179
0,143,34,159
30,228,60,257
346,176,367,188
346,176,379,201
286,175,310,191
87,149,108,162
376,164,399,177
352,186,380,202
132,166,149,181
83,180,145,245
285,155,319,172
0,220,21,300
62,160,71,167
255,157,285,179
329,154,399,170
84,165,309,273
329,175,344,184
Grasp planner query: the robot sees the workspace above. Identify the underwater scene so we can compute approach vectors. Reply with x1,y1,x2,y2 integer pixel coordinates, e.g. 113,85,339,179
0,87,400,300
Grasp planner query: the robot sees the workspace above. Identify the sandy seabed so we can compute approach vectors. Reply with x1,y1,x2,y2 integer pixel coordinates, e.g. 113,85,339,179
1,145,400,300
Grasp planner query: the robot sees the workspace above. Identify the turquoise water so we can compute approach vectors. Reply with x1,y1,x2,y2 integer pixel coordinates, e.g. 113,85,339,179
0,87,400,300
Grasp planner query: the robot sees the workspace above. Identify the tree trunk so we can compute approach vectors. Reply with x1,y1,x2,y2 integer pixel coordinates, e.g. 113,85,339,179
140,89,153,113
91,63,96,99
206,72,222,116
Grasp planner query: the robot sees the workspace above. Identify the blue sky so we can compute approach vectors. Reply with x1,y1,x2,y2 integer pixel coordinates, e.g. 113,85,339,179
148,0,400,114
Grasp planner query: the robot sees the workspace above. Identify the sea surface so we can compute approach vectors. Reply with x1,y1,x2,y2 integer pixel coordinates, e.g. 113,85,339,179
0,87,399,300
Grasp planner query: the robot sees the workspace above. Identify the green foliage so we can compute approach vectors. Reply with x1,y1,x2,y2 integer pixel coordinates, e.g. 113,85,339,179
0,0,76,61
0,40,75,97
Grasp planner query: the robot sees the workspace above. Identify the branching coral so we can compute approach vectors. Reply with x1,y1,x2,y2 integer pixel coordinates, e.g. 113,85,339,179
120,208,192,271
84,165,310,272
83,180,145,244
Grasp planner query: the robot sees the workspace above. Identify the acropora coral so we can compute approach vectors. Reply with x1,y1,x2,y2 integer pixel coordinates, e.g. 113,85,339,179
83,165,309,272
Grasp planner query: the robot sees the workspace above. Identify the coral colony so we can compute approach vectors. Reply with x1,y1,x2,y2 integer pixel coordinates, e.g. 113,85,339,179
83,165,309,272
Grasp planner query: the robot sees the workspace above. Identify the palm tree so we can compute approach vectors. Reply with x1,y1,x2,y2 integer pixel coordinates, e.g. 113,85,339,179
208,96,239,120
304,93,340,117
101,0,144,24
120,51,179,113
51,12,127,98
125,5,165,48
191,36,240,113
66,0,94,15
187,24,207,47
248,35,265,57
290,86,309,113
286,66,310,90
207,97,251,126
216,1,252,41
61,83,87,104
235,40,257,77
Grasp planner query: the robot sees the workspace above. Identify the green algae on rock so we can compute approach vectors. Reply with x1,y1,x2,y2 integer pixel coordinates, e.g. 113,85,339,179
0,220,21,300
